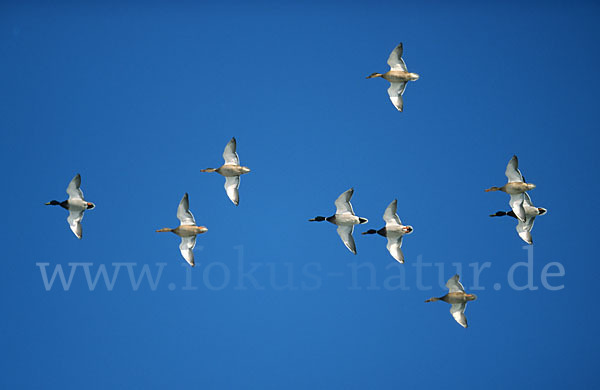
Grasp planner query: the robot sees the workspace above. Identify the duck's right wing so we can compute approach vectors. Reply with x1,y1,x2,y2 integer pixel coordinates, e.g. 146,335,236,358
516,193,536,244
66,174,84,201
505,155,524,183
387,43,408,71
509,193,526,222
446,274,465,293
387,82,407,112
222,137,240,165
336,225,357,254
179,236,196,267
176,193,196,226
334,188,355,215
386,233,404,263
383,199,402,227
450,303,468,328
224,176,240,206
67,209,84,239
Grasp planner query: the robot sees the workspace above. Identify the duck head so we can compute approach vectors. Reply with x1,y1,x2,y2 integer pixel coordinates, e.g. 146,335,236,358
45,200,61,206
366,72,383,79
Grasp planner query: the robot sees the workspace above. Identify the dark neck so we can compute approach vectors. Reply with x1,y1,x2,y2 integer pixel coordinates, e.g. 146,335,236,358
47,200,69,210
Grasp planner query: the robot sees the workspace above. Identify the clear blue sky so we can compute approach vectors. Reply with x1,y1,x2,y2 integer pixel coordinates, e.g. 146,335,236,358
1,1,599,388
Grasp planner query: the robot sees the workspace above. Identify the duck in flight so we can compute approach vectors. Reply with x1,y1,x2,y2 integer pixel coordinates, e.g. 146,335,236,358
362,199,413,263
425,274,477,328
45,174,95,239
201,137,251,206
366,42,420,112
156,193,208,267
309,188,368,254
490,192,547,245
485,155,536,222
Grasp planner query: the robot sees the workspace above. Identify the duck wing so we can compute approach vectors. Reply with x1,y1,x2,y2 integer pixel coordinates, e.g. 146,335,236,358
334,188,355,215
66,174,84,201
176,193,196,226
509,193,526,222
222,137,240,165
224,176,240,206
386,233,404,263
336,225,357,254
179,236,196,267
450,303,468,328
516,192,536,244
67,209,84,239
446,274,465,293
505,155,524,183
383,199,402,227
387,82,407,112
387,43,408,71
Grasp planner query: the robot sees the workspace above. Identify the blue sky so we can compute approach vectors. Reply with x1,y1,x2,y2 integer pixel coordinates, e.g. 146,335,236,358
1,1,599,388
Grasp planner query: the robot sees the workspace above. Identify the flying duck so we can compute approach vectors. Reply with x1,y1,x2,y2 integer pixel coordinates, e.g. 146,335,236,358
45,174,95,239
366,42,420,112
156,193,208,267
490,192,547,244
362,199,413,263
425,274,477,328
201,137,251,206
485,155,536,222
309,188,368,254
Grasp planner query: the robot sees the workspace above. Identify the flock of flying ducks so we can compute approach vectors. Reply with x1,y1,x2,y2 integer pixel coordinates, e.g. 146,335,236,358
44,43,546,328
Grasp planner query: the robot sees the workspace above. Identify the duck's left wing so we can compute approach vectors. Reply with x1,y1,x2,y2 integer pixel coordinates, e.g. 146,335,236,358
516,215,536,245
176,193,196,226
509,193,526,222
446,274,465,293
66,174,84,201
387,82,407,112
67,209,84,239
383,199,402,227
224,176,240,206
385,233,404,263
336,225,357,254
387,43,408,71
179,236,196,267
505,155,524,183
450,303,468,328
334,188,355,215
222,137,240,165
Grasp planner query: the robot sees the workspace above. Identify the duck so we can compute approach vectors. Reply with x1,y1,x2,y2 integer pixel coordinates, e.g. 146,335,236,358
361,199,413,263
201,137,251,206
45,174,95,239
485,155,536,222
490,192,547,245
425,274,477,328
309,188,368,254
366,42,420,112
156,193,208,267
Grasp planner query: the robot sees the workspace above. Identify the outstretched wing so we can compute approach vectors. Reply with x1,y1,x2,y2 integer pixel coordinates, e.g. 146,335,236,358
67,209,84,239
222,137,240,165
505,155,524,183
334,188,355,215
450,303,468,328
224,176,240,206
179,236,197,266
386,234,404,263
387,82,407,112
387,43,408,71
176,193,196,226
383,199,402,227
336,225,356,254
509,193,526,222
66,174,84,201
446,274,465,293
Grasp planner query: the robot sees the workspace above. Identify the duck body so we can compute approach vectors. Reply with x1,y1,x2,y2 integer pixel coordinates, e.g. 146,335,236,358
425,274,477,328
490,192,547,244
366,42,419,112
309,188,368,254
45,174,95,239
362,199,413,263
201,137,250,206
156,193,208,267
